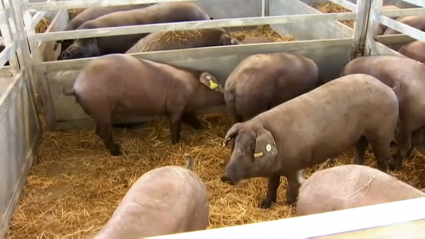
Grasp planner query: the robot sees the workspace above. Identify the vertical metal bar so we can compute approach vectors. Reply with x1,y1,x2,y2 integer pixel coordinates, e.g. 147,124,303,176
364,0,383,56
261,0,265,17
350,0,372,60
264,0,269,17
8,0,42,131
20,0,55,130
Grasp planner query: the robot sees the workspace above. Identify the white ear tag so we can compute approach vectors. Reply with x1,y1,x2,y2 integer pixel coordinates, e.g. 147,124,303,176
266,144,272,152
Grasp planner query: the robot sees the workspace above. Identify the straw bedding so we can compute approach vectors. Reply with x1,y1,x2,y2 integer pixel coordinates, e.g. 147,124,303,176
69,8,86,20
311,2,355,28
312,2,405,29
5,109,425,238
35,18,52,34
229,25,294,42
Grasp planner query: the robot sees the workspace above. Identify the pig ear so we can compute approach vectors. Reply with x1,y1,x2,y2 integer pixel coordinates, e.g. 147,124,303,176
199,72,219,90
254,129,278,160
222,123,243,148
221,35,240,45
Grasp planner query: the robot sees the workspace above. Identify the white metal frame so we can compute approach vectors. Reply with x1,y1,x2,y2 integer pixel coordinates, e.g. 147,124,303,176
365,0,425,56
18,0,370,130
0,0,42,236
148,197,425,238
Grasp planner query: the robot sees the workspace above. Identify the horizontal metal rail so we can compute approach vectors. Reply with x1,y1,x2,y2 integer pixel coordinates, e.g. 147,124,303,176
34,12,357,41
24,0,200,11
378,15,425,41
42,38,354,71
398,0,425,7
380,8,425,17
148,197,425,239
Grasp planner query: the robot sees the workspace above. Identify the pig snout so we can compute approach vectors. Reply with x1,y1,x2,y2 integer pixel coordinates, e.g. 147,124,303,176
60,51,72,60
220,174,237,185
221,164,244,185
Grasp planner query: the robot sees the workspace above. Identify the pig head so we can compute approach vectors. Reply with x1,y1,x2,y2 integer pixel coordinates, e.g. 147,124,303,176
220,122,279,185
59,38,101,60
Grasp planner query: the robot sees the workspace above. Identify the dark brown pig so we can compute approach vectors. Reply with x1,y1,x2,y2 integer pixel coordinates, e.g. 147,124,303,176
376,5,401,35
56,4,153,54
220,74,399,208
58,2,211,60
93,154,209,239
296,164,425,216
384,15,425,35
126,28,240,53
215,53,319,125
398,40,425,63
61,54,224,156
341,55,425,171
241,36,274,44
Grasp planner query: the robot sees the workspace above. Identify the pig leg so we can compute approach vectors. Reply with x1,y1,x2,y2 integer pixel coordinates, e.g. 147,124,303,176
181,113,203,130
390,125,412,171
95,124,100,135
354,136,369,165
168,111,184,144
225,102,243,125
369,139,391,173
97,120,121,156
285,174,302,205
260,175,281,209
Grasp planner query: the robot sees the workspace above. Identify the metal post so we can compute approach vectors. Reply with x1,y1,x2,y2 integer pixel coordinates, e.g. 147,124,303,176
261,0,269,17
8,0,43,131
364,0,383,56
350,0,372,60
19,0,56,130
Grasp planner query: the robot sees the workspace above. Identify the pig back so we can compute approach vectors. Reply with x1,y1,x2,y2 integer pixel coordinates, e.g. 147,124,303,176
398,41,425,64
126,28,228,53
94,166,209,239
296,165,425,216
341,56,425,117
255,74,398,167
65,4,152,30
81,2,211,54
74,54,173,116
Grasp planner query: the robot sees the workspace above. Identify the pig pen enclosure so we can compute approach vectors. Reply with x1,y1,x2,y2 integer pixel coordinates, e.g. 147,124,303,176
2,0,425,238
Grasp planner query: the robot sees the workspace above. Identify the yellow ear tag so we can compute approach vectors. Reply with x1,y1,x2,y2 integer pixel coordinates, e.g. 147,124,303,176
254,152,264,158
209,80,218,89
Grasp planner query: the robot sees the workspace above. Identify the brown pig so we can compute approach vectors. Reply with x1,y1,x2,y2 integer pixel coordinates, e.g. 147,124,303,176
341,55,425,171
296,164,425,216
62,54,224,156
56,4,153,54
220,74,399,208
58,2,211,60
398,40,425,63
126,28,240,53
93,154,209,239
210,53,319,125
384,15,425,35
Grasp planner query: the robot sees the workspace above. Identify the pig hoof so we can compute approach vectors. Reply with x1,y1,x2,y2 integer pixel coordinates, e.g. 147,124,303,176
260,198,275,209
389,161,401,171
110,145,122,156
285,198,297,205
